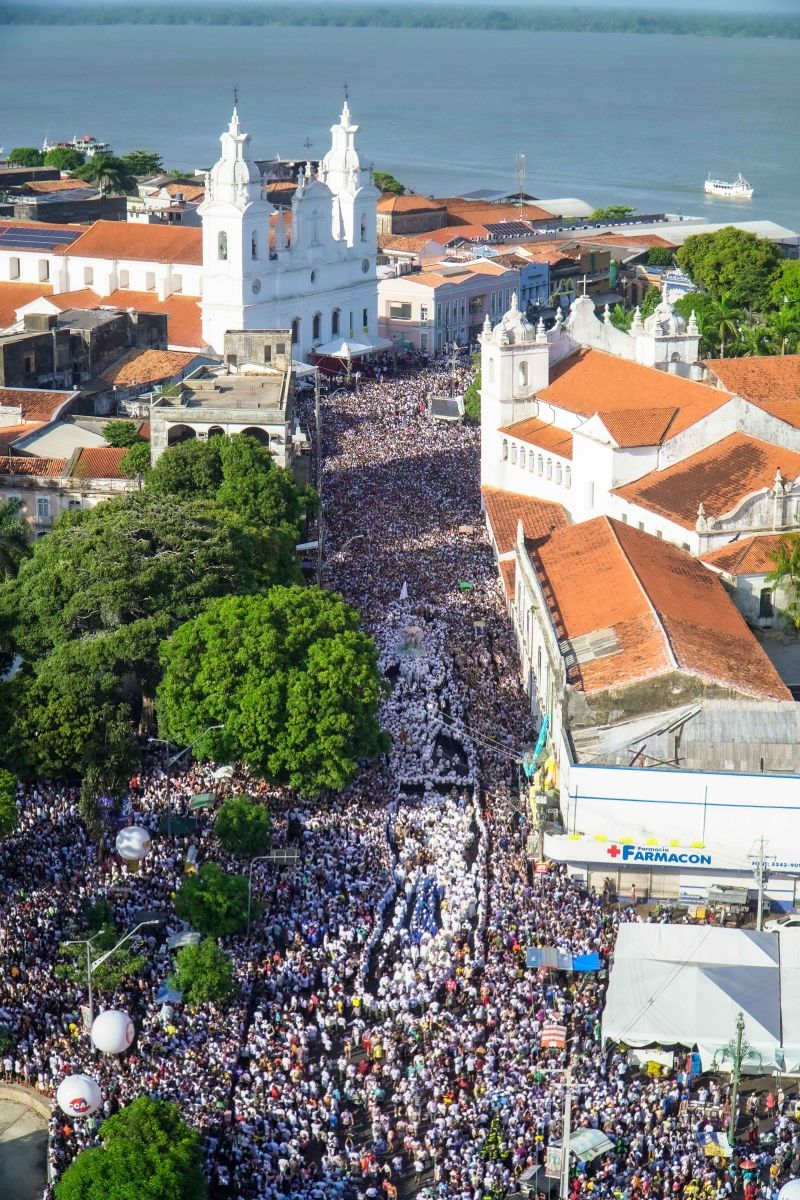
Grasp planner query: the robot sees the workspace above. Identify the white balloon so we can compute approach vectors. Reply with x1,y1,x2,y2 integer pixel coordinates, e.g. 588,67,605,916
115,826,151,863
56,1073,102,1117
779,1184,800,1200
91,1009,135,1055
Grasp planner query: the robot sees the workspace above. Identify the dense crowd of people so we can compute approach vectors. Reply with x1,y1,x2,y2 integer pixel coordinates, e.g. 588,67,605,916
0,353,796,1200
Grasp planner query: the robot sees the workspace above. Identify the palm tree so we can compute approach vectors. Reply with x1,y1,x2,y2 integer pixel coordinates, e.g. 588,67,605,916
767,534,800,628
764,304,800,356
79,155,129,196
0,498,30,580
737,324,770,357
702,291,745,358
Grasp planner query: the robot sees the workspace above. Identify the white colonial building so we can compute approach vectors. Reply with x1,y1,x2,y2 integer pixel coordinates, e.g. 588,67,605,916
199,102,382,360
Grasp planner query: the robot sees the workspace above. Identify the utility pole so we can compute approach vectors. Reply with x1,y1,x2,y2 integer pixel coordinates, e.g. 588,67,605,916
754,836,769,932
728,1011,745,1145
560,1066,572,1200
315,368,323,584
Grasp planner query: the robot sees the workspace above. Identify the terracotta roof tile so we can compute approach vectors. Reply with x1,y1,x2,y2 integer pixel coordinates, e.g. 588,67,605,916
0,387,75,421
0,281,54,328
443,198,555,225
700,533,788,577
377,193,446,214
71,446,129,479
63,220,202,265
597,406,679,448
0,422,45,445
498,417,573,459
704,355,800,429
481,486,568,556
403,261,512,289
98,348,200,389
614,433,800,530
23,178,94,194
499,559,516,598
164,183,204,202
541,348,730,442
0,455,68,476
531,516,789,700
27,289,204,349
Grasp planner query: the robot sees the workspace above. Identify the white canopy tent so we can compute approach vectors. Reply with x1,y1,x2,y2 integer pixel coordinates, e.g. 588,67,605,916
311,335,392,359
601,925,800,1073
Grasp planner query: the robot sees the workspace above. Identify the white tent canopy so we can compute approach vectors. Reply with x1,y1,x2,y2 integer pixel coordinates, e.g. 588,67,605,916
601,925,800,1073
311,335,392,359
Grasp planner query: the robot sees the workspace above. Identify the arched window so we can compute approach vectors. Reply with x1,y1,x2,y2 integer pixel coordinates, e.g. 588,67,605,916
331,309,340,337
291,318,300,345
502,439,508,462
218,231,228,261
519,447,526,470
510,443,517,465
565,465,572,489
312,313,322,342
537,455,543,477
529,452,535,473
546,458,552,480
555,462,562,485
487,360,495,384
519,360,528,389
251,232,258,260
360,216,367,243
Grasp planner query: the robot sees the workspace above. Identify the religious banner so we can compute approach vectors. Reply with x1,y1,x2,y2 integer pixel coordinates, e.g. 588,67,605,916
545,1145,563,1179
541,1021,567,1049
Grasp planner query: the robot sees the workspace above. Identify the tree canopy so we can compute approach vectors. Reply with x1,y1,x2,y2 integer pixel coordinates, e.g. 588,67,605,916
0,497,31,580
8,147,43,166
175,862,250,937
464,369,481,421
0,769,18,839
104,419,145,448
75,154,133,195
157,587,386,795
43,147,85,171
373,170,405,195
120,149,163,176
589,204,635,221
55,1095,206,1200
768,535,800,628
676,226,783,309
170,937,234,1006
214,794,271,857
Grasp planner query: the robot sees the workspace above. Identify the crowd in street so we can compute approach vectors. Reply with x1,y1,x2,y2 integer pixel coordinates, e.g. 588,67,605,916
0,354,798,1200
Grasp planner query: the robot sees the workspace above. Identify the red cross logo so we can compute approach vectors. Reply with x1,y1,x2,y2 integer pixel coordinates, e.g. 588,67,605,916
607,844,622,858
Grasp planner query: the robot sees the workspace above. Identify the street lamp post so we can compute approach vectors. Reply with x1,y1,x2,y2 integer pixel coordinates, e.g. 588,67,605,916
64,919,160,1027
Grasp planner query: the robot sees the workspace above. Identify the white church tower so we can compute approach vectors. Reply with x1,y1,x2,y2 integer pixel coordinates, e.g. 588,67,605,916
318,98,378,253
198,105,272,353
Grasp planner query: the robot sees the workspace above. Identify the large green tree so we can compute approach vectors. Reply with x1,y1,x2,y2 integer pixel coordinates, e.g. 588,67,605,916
175,862,250,938
145,438,225,500
589,204,635,221
8,147,43,167
43,147,84,171
0,497,30,580
76,154,133,195
214,794,271,857
104,419,145,448
676,226,783,310
55,1095,206,1200
157,587,386,795
120,149,163,176
373,170,405,195
56,920,146,993
767,535,800,628
0,769,18,838
770,260,800,310
170,937,234,1006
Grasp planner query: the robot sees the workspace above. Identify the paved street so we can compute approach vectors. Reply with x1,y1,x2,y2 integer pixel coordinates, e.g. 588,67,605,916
0,1097,47,1198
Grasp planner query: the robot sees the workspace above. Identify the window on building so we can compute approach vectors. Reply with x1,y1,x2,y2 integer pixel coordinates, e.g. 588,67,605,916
656,530,663,539
487,360,494,383
276,342,285,355
68,499,81,510
312,313,322,341
263,345,272,363
145,271,156,292
291,318,300,345
621,513,628,523
360,216,367,243
119,268,129,288
460,298,466,321
537,455,543,476
420,333,428,350
681,542,690,552
565,466,571,488
23,352,35,376
9,257,20,280
468,296,483,314
511,443,517,465
38,259,49,282
519,447,526,469
172,273,182,293
362,307,368,331
529,453,535,473
555,462,562,485
420,305,428,322
519,361,528,389
251,232,258,260
546,458,552,480
36,496,50,521
502,439,508,461
218,231,228,261
388,300,411,319
759,588,774,619
83,266,94,286
588,481,595,508
331,309,341,336
226,353,238,367
638,521,645,530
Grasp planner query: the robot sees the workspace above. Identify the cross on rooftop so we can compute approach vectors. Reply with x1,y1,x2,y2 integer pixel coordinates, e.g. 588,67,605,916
233,85,239,107
579,274,589,297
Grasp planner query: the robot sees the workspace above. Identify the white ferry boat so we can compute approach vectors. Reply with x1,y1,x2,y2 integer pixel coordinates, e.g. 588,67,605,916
704,172,753,200
41,134,112,160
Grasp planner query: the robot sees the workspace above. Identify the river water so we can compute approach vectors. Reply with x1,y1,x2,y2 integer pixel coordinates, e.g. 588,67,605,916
1,22,799,227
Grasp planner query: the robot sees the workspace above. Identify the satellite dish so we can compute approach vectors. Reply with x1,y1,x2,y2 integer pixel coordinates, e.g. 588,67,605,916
91,1009,135,1055
56,1073,102,1117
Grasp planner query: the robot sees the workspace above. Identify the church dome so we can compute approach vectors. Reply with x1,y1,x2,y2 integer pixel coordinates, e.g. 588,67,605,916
643,289,687,338
490,293,535,345
205,107,262,209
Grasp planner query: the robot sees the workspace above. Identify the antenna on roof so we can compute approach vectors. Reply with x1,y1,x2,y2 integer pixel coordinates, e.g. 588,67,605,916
516,152,526,218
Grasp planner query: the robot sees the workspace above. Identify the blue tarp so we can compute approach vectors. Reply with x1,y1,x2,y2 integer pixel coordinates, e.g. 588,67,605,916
526,948,602,972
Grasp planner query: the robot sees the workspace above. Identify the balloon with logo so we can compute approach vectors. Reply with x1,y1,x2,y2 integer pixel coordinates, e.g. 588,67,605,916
91,1009,135,1055
56,1073,102,1117
115,826,151,874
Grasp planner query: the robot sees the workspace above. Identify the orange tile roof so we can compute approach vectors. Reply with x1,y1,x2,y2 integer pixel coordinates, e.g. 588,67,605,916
540,348,730,443
98,348,200,389
404,261,512,289
164,182,205,202
0,455,68,476
422,225,491,245
71,446,129,479
63,220,203,265
24,178,94,194
520,244,576,265
704,355,800,429
700,533,788,577
597,406,679,448
377,233,442,254
499,558,516,599
0,422,45,445
481,486,568,556
444,198,555,225
531,516,789,700
377,193,445,214
498,417,573,459
0,281,54,327
31,289,204,349
614,433,800,530
0,387,75,421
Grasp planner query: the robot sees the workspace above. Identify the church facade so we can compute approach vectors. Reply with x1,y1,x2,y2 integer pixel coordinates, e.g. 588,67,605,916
199,102,382,361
